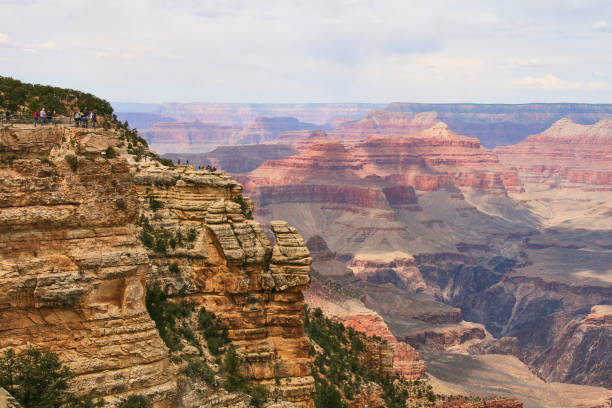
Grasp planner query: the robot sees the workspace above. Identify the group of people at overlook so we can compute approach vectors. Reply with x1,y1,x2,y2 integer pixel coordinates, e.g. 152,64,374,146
2,108,97,127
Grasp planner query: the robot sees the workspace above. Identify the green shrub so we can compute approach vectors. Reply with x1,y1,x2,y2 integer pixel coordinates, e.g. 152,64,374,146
115,198,127,211
0,76,113,116
169,262,180,274
315,381,345,408
159,158,174,167
65,154,78,172
232,196,253,219
185,358,216,386
186,227,197,242
222,345,248,393
145,285,194,352
0,347,101,408
198,308,229,355
148,195,163,212
249,384,269,408
118,395,149,408
105,146,117,158
139,230,154,249
154,235,168,254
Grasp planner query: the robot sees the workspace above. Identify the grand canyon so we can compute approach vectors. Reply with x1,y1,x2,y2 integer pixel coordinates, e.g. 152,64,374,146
1,73,610,407
3,1,612,406
114,101,612,407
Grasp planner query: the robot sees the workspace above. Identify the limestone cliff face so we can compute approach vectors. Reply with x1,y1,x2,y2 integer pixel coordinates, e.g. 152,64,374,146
0,126,176,405
130,161,315,406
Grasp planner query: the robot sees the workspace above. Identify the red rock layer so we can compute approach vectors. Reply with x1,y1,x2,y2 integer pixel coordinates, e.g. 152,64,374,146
494,118,612,190
338,314,426,380
352,122,516,193
332,110,439,144
247,122,519,203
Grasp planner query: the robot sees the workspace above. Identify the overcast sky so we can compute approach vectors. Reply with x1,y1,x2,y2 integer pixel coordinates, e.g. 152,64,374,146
1,0,611,103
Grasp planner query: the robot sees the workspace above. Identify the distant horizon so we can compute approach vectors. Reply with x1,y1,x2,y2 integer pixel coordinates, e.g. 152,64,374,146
111,100,612,110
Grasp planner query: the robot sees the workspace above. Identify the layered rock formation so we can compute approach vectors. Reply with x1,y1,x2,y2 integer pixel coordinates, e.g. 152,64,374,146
141,122,241,154
331,110,438,144
386,102,612,147
0,126,176,405
495,118,612,190
130,161,315,406
157,103,385,127
494,118,612,229
0,124,316,406
351,122,520,194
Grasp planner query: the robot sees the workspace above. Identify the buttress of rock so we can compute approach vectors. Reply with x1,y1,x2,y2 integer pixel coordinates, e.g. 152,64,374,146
269,221,312,292
205,199,271,265
204,200,312,292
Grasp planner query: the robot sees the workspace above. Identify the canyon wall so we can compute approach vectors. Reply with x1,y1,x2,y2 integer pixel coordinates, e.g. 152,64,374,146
0,125,316,406
130,160,315,406
0,126,177,405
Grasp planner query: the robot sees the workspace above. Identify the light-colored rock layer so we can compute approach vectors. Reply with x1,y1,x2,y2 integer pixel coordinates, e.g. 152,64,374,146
0,126,176,406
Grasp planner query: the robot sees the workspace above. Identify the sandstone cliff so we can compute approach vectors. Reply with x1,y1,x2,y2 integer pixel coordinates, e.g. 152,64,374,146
0,126,176,405
129,158,315,406
0,125,316,407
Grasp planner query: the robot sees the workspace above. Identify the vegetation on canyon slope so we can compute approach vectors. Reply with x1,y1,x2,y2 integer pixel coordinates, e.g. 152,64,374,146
144,285,268,407
305,306,437,408
0,76,113,115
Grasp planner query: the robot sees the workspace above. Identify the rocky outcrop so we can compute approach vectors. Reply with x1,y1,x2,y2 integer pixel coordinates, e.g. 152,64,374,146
0,125,316,407
0,126,176,405
351,122,519,194
0,388,22,408
131,161,315,406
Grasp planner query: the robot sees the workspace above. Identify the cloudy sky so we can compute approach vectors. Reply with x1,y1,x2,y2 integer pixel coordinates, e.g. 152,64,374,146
1,0,611,103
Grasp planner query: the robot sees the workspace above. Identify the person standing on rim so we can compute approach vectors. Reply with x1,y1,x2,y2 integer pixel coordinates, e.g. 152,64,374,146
40,108,46,126
33,110,39,127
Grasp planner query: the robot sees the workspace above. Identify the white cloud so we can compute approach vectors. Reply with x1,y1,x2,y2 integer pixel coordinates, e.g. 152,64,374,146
515,74,610,91
39,41,57,50
592,19,607,30
0,1,611,102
